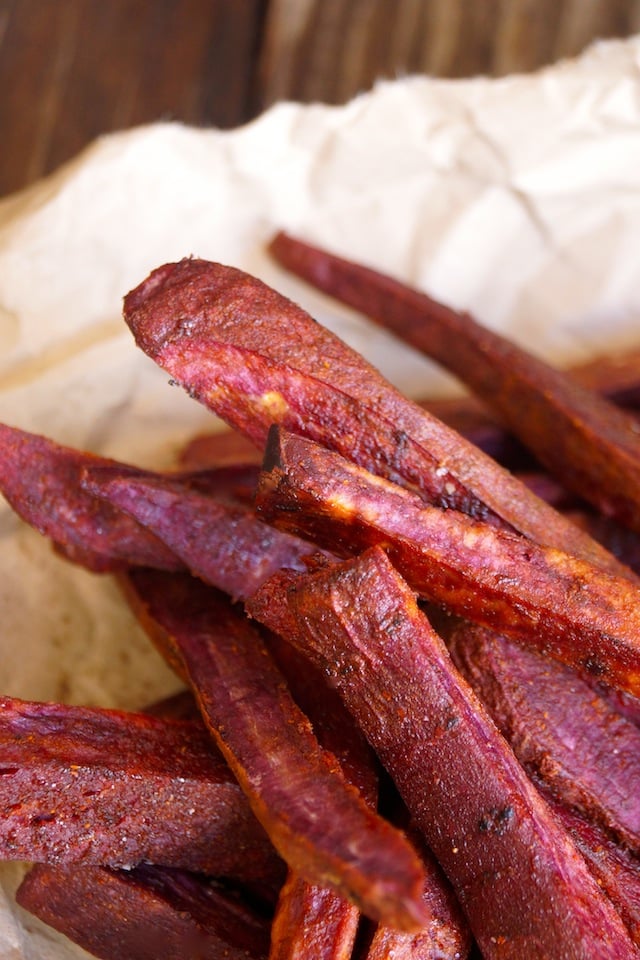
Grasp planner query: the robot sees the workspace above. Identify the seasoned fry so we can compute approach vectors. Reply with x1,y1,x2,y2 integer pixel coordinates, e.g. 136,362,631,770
247,547,639,958
256,427,640,696
363,829,473,960
261,632,376,960
0,422,180,572
543,793,640,947
122,258,627,576
0,422,259,571
180,346,640,474
268,875,359,960
122,568,430,931
449,624,640,851
269,231,640,533
83,466,325,601
0,695,282,886
17,863,271,960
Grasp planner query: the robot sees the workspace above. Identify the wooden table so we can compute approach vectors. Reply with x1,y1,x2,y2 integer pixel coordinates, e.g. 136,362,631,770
1,0,639,199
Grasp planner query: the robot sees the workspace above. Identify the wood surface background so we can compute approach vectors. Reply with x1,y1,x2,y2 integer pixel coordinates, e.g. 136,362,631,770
1,0,639,198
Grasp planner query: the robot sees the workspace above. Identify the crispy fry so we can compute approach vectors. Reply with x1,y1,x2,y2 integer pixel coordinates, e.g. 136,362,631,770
83,466,326,602
269,231,640,533
0,421,260,572
0,695,282,886
247,547,639,958
180,346,640,474
122,568,430,931
363,829,472,960
261,633,377,960
256,427,640,696
122,258,627,576
0,422,179,572
542,793,640,947
449,624,640,852
17,864,271,960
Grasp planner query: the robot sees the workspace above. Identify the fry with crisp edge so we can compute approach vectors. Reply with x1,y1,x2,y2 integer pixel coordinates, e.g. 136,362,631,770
0,422,179,572
541,792,640,947
448,624,640,852
120,568,430,932
255,426,640,697
0,421,259,572
246,547,640,959
179,341,640,475
269,230,640,534
82,466,326,601
122,257,628,577
260,629,375,959
265,636,472,959
16,863,271,960
0,695,283,887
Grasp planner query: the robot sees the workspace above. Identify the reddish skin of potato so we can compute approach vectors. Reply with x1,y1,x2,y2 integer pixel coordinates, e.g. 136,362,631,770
269,231,640,535
0,422,180,572
0,421,261,572
363,828,473,960
122,257,626,577
122,568,430,932
255,428,640,697
268,875,359,960
16,863,271,960
449,624,640,852
0,696,282,887
83,466,324,602
262,630,377,960
247,547,639,959
542,793,640,947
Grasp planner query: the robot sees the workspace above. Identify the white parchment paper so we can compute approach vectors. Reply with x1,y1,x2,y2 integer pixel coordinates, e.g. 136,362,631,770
1,35,640,956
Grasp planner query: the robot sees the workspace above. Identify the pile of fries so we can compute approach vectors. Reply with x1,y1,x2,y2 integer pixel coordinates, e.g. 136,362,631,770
2,234,640,959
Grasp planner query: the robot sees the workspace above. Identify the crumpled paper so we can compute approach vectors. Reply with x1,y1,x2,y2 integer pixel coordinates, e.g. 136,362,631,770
1,34,640,957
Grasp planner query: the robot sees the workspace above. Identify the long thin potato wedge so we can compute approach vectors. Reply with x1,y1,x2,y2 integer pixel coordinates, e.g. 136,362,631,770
269,231,640,533
122,258,628,576
0,421,259,571
121,568,430,932
256,427,640,697
260,629,376,960
0,695,282,886
542,793,640,947
0,422,180,572
449,624,640,851
83,466,324,601
180,343,640,475
247,547,639,959
17,863,271,960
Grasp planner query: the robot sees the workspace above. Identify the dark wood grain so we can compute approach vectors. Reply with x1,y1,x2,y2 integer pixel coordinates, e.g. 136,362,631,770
258,0,640,101
0,0,267,198
1,0,639,200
